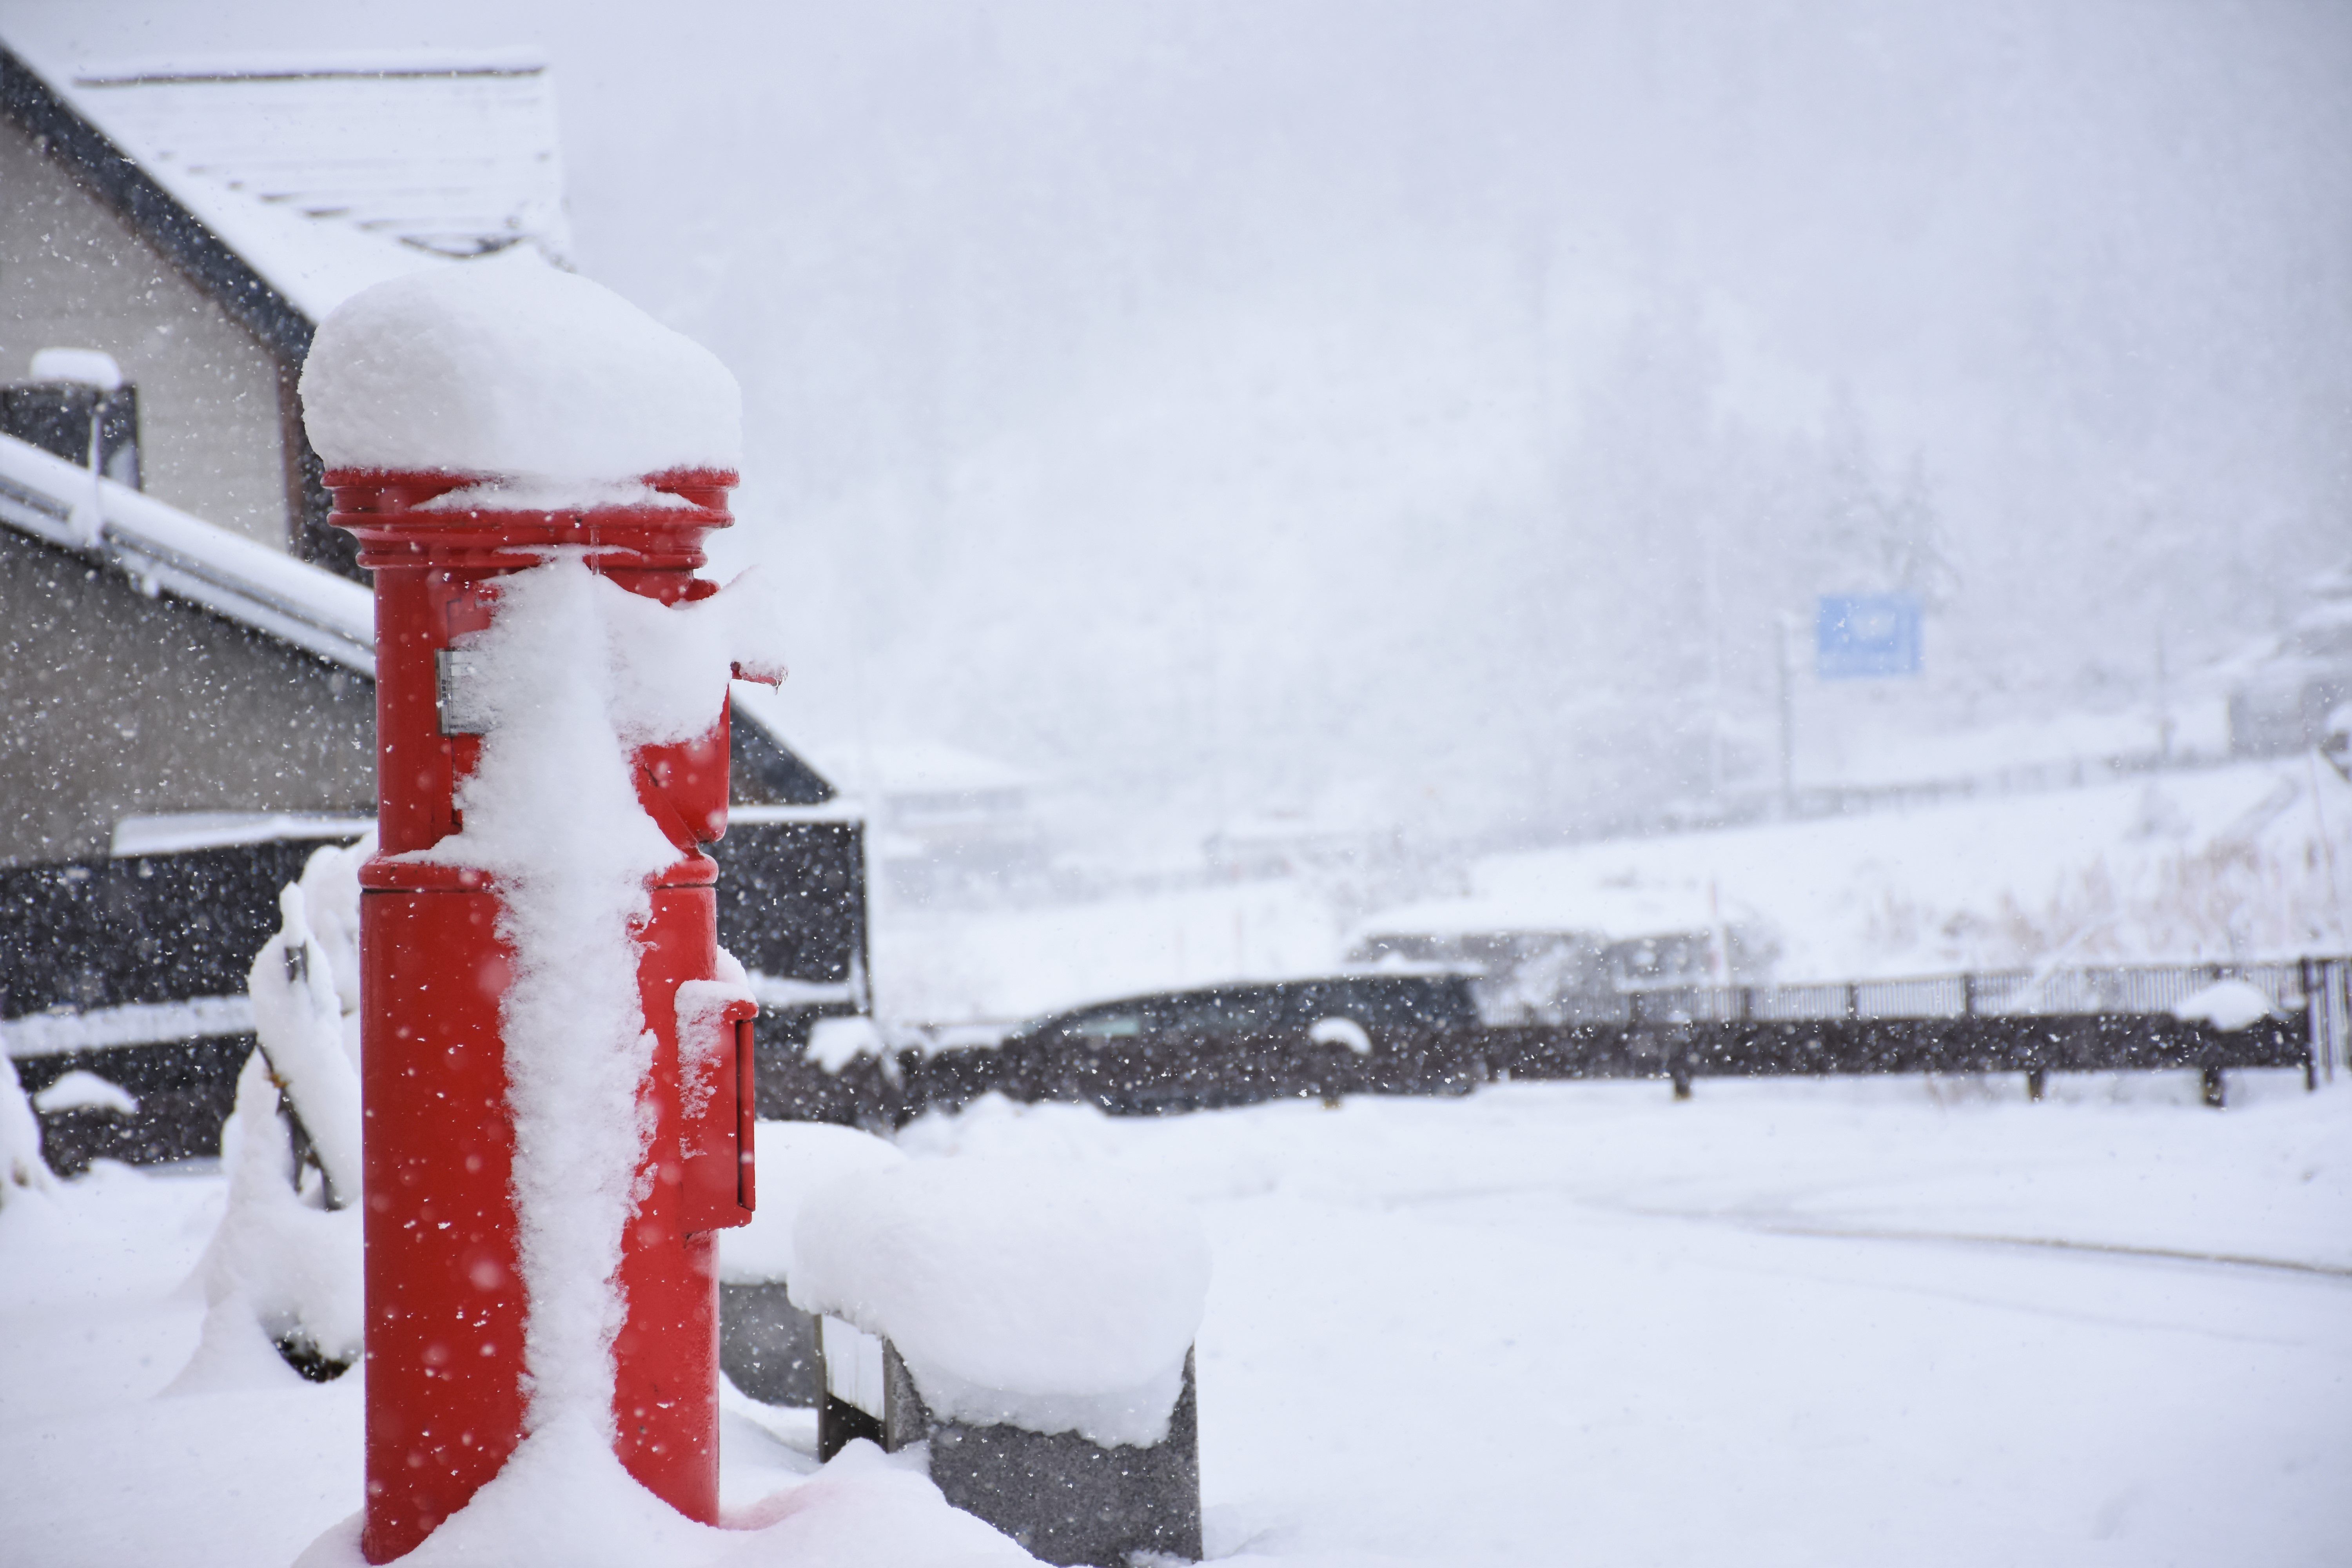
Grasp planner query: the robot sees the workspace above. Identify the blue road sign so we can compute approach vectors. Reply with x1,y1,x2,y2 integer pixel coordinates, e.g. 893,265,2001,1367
1817,593,1922,679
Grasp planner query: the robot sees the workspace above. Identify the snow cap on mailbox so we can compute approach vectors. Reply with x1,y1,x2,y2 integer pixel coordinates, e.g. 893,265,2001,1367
298,254,741,483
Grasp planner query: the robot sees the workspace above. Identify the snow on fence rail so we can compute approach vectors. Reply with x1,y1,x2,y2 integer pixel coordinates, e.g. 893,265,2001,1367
1594,958,2328,1028
0,994,254,1057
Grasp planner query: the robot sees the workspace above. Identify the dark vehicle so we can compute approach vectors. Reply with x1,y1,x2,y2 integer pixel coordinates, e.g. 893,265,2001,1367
1020,973,1479,1046
988,972,1486,1114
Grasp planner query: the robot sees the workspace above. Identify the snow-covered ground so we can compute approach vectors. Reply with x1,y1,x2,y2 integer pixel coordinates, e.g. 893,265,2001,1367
4,1073,2344,1567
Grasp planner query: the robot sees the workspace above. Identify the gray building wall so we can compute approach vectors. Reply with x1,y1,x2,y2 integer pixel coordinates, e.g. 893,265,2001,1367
0,115,297,552
0,527,375,867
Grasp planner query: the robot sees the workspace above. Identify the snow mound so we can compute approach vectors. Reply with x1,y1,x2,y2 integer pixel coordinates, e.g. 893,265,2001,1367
712,1440,1042,1565
30,1070,138,1116
293,1435,1037,1568
719,1122,906,1285
806,1015,886,1072
2172,979,2276,1033
299,257,740,484
791,1158,1210,1446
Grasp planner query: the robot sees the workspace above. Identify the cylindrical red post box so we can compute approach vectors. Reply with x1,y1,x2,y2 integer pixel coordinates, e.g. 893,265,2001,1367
335,470,756,1563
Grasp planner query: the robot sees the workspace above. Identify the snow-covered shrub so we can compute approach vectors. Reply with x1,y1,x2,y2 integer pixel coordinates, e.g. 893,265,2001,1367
247,840,370,1207
183,1051,365,1382
805,1014,887,1074
180,835,371,1383
1,1054,58,1206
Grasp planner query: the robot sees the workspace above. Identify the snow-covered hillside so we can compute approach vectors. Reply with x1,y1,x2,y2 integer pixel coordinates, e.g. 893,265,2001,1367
1369,756,2352,982
871,757,2349,1026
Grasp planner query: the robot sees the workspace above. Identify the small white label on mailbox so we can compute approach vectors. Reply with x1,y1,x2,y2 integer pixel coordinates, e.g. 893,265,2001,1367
436,647,494,735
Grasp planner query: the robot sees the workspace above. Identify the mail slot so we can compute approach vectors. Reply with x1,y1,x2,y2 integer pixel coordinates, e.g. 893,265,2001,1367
677,992,759,1232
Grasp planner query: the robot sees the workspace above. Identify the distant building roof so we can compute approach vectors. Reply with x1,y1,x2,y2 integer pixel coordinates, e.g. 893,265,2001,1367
871,741,1035,796
789,735,1037,800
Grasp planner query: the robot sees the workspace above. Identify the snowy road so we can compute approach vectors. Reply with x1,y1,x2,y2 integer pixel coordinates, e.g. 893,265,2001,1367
4,1073,2345,1566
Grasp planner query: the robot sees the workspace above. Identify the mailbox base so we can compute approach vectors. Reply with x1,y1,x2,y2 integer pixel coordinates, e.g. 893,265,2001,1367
817,1327,1202,1568
720,1281,824,1407
359,858,736,1559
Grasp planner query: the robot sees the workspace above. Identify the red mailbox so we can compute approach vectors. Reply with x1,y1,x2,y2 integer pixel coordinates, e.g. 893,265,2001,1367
334,468,755,1563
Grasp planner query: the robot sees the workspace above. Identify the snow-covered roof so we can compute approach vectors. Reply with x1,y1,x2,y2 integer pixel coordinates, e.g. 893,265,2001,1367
109,812,372,858
70,51,566,258
0,428,374,673
2210,557,2352,683
62,51,567,321
773,729,1036,801
864,740,1037,796
2,44,565,334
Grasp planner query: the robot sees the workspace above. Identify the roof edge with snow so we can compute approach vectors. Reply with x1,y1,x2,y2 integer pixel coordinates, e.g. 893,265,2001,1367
71,48,550,86
0,429,374,673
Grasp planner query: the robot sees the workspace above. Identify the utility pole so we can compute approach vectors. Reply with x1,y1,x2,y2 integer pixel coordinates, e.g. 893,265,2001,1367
2155,627,2175,765
1776,611,1798,816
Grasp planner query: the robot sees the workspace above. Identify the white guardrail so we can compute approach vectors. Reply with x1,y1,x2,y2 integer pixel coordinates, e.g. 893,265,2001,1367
1,995,256,1058
0,429,374,674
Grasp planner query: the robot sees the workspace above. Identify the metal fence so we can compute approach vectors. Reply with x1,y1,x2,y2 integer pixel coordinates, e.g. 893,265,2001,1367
752,956,2347,1128
1599,958,2341,1043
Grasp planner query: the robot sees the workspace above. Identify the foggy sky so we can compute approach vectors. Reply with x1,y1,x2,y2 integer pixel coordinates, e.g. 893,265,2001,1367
15,0,2351,848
